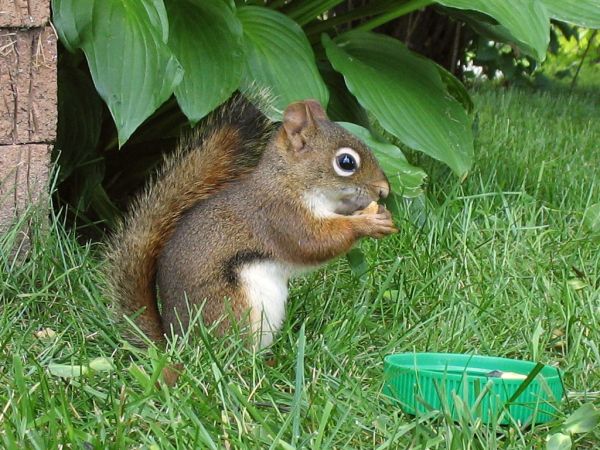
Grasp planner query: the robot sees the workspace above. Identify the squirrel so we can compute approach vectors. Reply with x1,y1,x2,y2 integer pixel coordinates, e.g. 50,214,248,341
104,94,396,348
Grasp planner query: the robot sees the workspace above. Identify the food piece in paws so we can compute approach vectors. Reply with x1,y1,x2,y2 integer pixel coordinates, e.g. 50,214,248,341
363,201,379,214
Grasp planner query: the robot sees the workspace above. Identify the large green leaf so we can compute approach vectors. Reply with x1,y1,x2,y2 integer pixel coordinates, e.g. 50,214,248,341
166,0,244,124
319,62,369,127
437,67,474,113
324,32,473,177
51,0,93,53
338,122,426,198
436,0,550,61
237,6,328,119
541,0,600,29
54,0,183,146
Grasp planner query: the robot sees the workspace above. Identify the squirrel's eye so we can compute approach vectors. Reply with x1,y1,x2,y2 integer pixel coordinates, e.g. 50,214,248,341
333,147,361,177
338,154,356,170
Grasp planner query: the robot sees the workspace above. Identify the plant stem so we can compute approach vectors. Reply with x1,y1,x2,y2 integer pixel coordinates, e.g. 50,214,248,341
570,29,597,92
354,0,434,32
305,0,397,37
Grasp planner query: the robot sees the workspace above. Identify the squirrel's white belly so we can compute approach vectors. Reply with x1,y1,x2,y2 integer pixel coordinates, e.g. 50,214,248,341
239,261,294,348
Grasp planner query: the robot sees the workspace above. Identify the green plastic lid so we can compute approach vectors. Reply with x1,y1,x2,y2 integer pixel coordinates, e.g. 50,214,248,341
383,353,564,424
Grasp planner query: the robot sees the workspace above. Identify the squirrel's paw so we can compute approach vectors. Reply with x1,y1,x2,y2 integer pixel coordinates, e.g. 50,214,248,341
353,207,397,238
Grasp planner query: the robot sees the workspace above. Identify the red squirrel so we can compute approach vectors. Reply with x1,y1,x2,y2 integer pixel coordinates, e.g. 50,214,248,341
105,95,396,348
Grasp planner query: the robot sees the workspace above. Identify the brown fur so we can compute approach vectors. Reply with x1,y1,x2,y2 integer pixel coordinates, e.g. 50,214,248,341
105,97,396,344
103,95,272,343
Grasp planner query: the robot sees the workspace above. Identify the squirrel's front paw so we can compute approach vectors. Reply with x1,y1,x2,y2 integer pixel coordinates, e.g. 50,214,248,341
353,207,397,238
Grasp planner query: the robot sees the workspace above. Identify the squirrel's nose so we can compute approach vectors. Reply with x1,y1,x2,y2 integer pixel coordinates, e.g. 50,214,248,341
373,179,390,200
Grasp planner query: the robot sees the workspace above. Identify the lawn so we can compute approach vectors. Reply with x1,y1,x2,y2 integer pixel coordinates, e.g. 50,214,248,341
1,84,599,448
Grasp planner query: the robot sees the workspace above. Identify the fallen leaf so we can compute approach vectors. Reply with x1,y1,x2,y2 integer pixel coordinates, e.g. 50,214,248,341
34,328,57,340
563,403,600,434
567,279,587,291
546,432,571,450
88,357,115,372
48,363,89,378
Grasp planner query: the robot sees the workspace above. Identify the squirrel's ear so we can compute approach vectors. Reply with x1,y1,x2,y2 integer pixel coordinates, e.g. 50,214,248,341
283,99,328,152
303,99,328,121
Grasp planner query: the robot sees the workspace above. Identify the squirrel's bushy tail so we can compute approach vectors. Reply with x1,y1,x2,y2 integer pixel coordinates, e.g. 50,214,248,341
104,94,274,343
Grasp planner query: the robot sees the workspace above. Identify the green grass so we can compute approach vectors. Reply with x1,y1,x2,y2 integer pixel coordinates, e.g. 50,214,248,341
1,85,599,448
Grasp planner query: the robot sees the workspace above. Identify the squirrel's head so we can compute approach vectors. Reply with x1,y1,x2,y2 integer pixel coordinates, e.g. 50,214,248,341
274,99,390,216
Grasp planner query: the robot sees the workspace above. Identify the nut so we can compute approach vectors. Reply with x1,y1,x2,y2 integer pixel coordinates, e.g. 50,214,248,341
363,201,379,214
